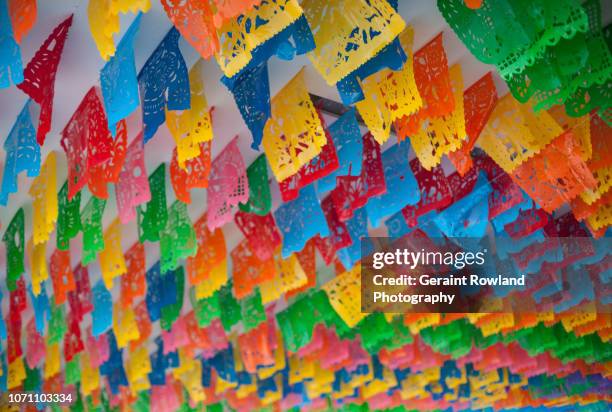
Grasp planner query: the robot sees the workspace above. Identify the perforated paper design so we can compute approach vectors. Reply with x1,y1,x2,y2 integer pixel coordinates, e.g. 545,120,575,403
263,69,327,182
137,164,168,243
278,113,339,202
0,0,23,89
215,0,303,77
322,266,364,328
29,152,57,245
303,0,404,85
57,181,81,250
49,249,74,305
119,242,146,308
160,201,197,274
99,219,127,289
29,239,47,296
239,154,272,216
170,141,211,204
357,27,422,144
88,0,150,60
92,281,113,337
18,15,73,145
0,101,39,206
81,196,107,266
116,132,151,224
409,64,467,170
231,239,276,300
100,13,142,136
61,87,114,200
235,211,281,261
3,208,24,291
510,131,597,213
207,136,248,230
449,73,498,175
331,132,385,222
479,95,564,173
274,185,330,258
186,212,226,286
167,59,214,168
88,120,128,199
137,27,190,143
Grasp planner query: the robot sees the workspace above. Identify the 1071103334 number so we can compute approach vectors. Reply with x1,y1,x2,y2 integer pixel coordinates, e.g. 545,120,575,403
7,392,73,404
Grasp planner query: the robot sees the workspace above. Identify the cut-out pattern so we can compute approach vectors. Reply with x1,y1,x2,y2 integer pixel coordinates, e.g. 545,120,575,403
167,59,214,169
331,132,385,222
49,249,74,305
7,0,36,44
61,87,114,200
3,208,24,291
120,242,146,308
18,15,73,144
231,239,276,299
357,27,422,144
88,120,128,199
69,265,93,321
137,164,168,243
303,0,405,85
239,154,272,216
448,72,498,175
29,151,57,245
235,211,282,261
321,266,364,328
116,132,151,224
92,281,113,337
274,185,329,258
160,201,197,274
0,101,39,206
29,239,47,296
186,212,226,287
170,141,211,204
207,136,248,230
263,69,327,182
0,0,23,89
279,112,339,202
81,196,107,266
100,13,142,136
57,181,81,250
138,27,190,143
99,219,127,289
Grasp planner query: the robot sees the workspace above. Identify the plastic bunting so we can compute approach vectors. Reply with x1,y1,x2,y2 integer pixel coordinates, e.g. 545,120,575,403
116,131,150,224
17,15,73,145
81,196,107,266
263,68,327,182
336,207,371,270
92,280,113,337
160,200,197,274
238,154,271,216
234,211,281,261
100,13,142,136
29,151,57,245
186,212,226,289
61,87,114,200
302,0,405,96
260,249,307,304
137,164,167,243
88,0,150,60
206,136,248,230
119,242,146,308
231,239,275,300
170,141,211,204
274,184,330,258
0,0,23,88
69,265,93,322
0,100,39,206
3,208,24,291
439,0,611,118
88,119,128,199
138,27,190,143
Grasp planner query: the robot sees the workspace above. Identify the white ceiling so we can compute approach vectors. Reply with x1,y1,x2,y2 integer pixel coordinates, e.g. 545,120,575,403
0,0,518,323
